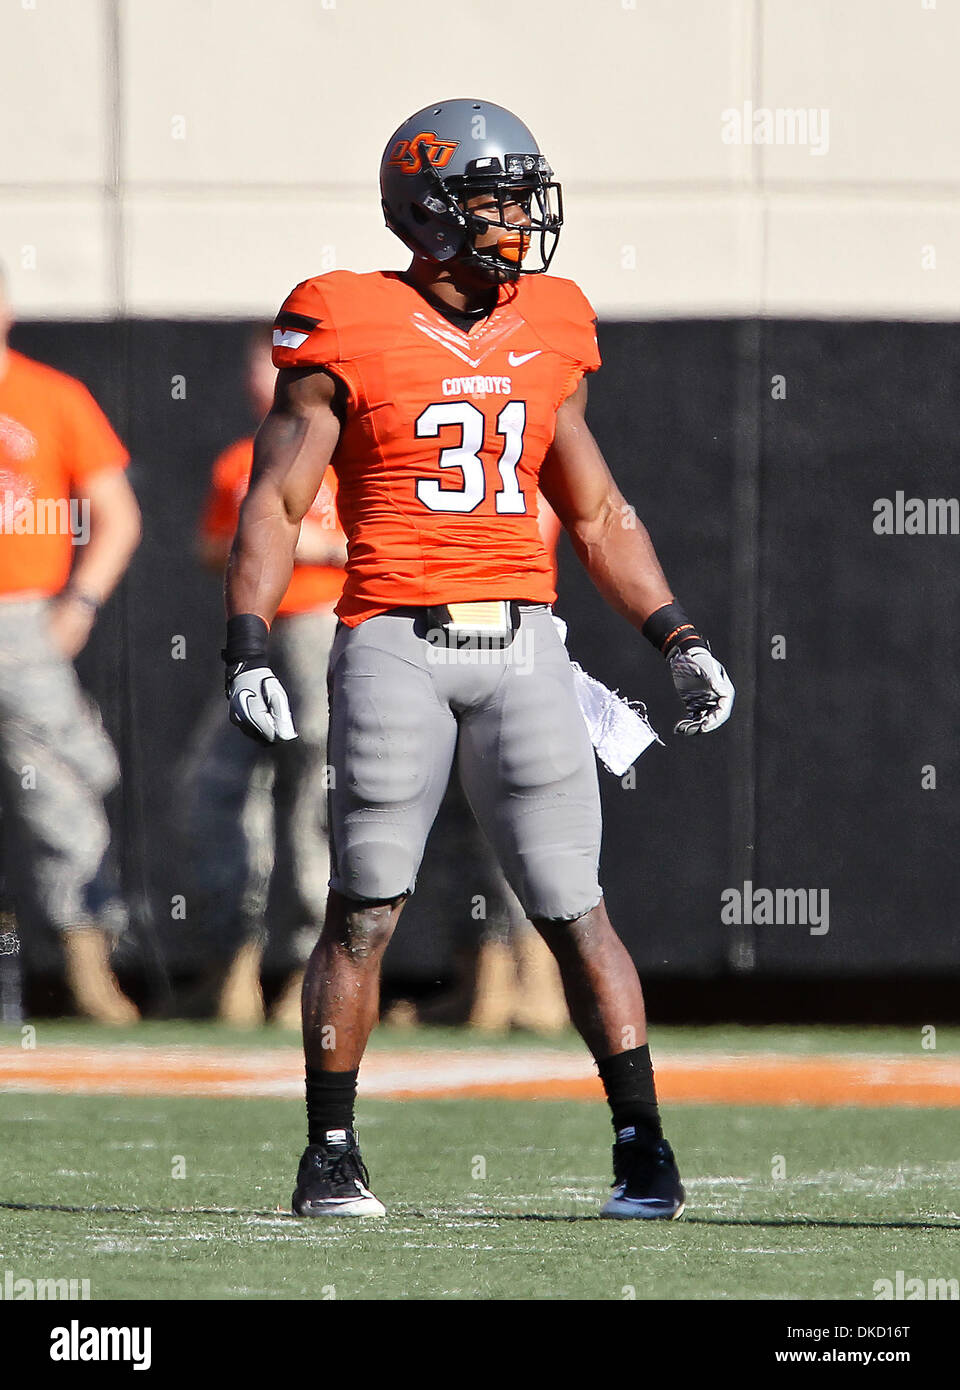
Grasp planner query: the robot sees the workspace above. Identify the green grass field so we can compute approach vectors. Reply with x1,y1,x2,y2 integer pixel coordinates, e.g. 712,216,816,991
1,1024,958,1301
10,1019,960,1053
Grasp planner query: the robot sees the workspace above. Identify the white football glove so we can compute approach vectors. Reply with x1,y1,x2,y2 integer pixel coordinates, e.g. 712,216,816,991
226,664,298,745
668,645,735,736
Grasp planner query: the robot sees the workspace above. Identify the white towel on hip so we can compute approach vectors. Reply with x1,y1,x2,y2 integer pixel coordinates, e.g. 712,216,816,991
552,617,662,775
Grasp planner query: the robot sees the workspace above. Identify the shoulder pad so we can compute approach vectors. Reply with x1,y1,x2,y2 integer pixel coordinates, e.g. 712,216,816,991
517,275,601,373
272,271,391,369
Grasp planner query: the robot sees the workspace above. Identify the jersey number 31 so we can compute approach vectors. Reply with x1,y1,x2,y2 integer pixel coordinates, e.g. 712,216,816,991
415,400,527,515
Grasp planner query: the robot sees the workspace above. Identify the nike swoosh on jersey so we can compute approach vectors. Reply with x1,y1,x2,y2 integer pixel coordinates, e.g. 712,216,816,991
507,350,542,365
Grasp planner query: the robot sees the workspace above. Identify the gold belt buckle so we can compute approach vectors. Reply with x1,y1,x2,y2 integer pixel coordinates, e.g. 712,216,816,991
443,600,511,636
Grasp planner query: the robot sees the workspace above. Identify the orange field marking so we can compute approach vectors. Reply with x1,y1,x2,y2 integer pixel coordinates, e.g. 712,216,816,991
401,1057,960,1107
1,1045,959,1106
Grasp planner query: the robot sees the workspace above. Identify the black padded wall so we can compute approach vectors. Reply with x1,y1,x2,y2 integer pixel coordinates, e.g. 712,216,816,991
9,316,959,993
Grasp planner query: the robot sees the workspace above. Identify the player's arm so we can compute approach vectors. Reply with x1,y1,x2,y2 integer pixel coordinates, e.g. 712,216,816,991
538,378,672,627
51,468,141,659
222,366,341,743
539,378,734,735
198,506,345,573
226,367,341,621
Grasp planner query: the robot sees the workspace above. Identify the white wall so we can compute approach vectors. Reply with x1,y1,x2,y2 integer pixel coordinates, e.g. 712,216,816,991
2,0,958,319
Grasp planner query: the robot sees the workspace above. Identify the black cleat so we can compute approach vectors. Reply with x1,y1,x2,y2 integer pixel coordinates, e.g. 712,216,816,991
291,1130,386,1218
601,1134,685,1220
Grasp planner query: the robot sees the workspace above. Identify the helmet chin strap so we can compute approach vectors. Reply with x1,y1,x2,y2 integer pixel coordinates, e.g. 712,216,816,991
454,247,521,286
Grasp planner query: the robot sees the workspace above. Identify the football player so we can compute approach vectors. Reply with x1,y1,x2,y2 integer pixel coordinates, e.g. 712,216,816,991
223,100,734,1219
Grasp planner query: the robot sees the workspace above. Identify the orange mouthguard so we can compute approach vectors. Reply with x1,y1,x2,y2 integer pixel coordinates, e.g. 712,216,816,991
497,232,531,263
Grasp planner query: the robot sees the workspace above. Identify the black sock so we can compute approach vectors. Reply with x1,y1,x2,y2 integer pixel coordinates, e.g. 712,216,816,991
596,1045,663,1147
305,1067,358,1144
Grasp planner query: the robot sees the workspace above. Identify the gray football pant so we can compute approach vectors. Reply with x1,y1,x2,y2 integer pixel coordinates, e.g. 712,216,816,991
0,598,121,933
327,605,603,922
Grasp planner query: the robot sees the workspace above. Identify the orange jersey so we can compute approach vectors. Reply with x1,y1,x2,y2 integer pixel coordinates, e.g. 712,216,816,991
0,350,129,598
202,437,346,616
271,271,599,626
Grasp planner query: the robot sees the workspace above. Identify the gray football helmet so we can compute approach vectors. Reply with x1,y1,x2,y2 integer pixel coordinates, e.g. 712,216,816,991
379,98,563,277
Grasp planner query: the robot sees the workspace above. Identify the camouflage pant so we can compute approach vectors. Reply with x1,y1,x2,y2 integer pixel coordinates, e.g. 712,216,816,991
178,607,337,971
0,598,120,933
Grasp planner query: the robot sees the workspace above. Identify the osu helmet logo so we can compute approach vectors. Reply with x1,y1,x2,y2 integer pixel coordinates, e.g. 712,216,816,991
388,132,459,175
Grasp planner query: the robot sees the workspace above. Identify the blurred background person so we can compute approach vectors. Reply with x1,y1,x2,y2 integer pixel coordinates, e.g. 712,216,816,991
0,264,141,1022
178,326,346,1025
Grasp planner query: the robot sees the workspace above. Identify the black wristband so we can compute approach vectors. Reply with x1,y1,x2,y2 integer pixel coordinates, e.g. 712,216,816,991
221,613,269,667
642,602,705,657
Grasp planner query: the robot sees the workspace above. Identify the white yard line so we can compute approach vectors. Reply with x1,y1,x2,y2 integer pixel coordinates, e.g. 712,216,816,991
2,1046,959,1100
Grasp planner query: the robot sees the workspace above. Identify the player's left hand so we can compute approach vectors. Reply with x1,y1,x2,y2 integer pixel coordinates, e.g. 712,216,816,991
668,646,735,735
226,664,298,745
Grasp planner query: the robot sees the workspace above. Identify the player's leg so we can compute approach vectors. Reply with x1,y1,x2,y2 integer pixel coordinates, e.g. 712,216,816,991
292,615,458,1217
530,901,683,1217
531,900,647,1057
301,887,406,1075
457,606,683,1218
0,599,137,1024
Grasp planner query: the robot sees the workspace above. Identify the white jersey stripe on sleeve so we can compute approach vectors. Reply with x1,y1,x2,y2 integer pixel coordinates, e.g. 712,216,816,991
273,328,310,349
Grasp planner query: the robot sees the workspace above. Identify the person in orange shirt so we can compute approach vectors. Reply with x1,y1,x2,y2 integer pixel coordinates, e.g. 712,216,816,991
179,327,346,1024
0,264,141,1023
